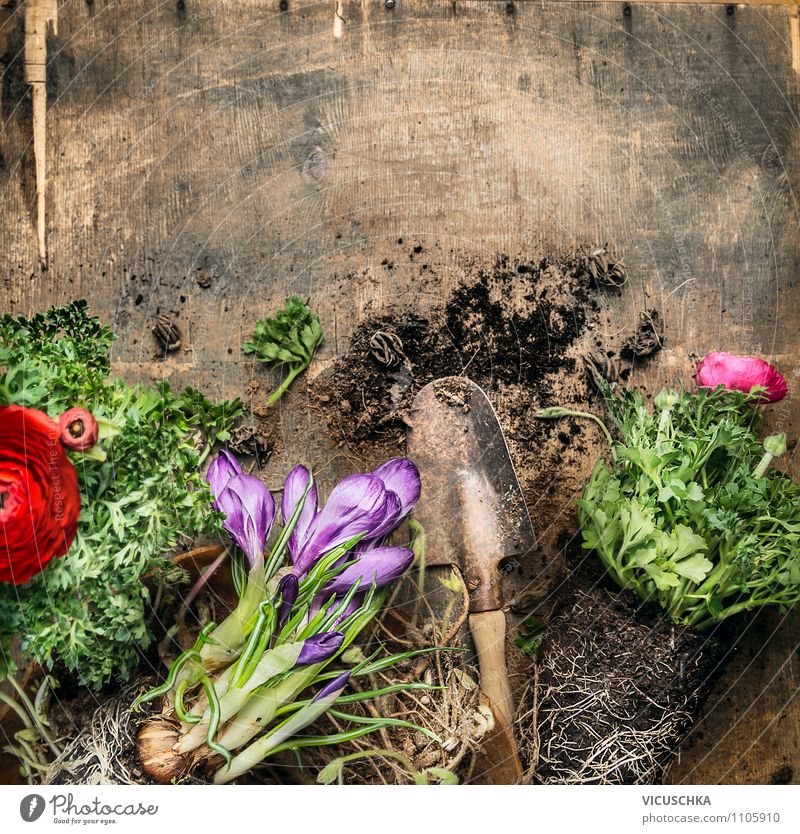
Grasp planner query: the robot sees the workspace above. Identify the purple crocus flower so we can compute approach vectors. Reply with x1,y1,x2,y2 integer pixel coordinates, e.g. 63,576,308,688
207,451,275,570
281,465,318,559
291,473,391,575
323,546,415,595
277,573,299,628
289,459,421,576
313,671,351,703
296,631,344,666
372,458,421,517
206,449,243,512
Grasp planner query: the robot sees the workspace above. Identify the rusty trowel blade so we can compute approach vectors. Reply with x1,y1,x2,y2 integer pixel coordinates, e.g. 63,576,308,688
407,377,537,613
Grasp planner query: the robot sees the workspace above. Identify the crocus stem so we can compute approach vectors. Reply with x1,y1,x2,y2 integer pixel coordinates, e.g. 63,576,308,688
215,691,329,783
265,363,305,407
214,672,350,783
175,644,301,754
202,563,265,667
217,667,319,750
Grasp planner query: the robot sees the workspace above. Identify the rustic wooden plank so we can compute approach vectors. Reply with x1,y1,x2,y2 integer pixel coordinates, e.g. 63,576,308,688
1,0,799,783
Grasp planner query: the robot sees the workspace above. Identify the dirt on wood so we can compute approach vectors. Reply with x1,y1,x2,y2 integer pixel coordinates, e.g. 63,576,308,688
317,248,626,563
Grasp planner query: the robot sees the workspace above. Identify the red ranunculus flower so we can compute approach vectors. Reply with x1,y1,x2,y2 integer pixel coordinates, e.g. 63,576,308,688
0,405,81,584
694,351,788,403
58,407,99,452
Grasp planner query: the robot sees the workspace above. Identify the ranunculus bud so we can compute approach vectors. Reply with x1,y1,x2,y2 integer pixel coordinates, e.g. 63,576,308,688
763,433,787,458
654,390,679,411
694,352,788,403
58,407,99,451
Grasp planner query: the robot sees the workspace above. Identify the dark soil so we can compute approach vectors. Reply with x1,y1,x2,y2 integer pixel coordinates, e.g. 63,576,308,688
317,250,615,574
530,567,731,785
321,252,597,442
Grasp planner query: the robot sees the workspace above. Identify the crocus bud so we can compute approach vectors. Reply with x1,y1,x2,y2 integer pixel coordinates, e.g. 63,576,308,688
58,407,99,451
296,631,344,666
207,450,244,511
277,573,299,628
282,464,318,560
312,671,351,703
323,546,415,595
211,466,276,571
694,352,788,403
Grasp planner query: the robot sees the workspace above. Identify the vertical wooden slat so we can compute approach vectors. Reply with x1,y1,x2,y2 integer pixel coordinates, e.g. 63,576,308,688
23,0,57,269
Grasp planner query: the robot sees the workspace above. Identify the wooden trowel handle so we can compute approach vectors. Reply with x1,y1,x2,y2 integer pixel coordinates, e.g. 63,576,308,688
468,609,515,726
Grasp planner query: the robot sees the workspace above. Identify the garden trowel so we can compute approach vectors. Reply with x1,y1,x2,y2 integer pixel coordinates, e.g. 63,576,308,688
407,377,536,783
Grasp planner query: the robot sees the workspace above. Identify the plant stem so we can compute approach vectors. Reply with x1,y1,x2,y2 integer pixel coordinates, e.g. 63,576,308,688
7,675,62,758
320,749,419,784
265,363,305,407
754,451,774,479
536,408,616,452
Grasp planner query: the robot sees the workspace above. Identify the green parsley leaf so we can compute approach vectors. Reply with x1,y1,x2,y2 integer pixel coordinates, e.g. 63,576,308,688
242,296,323,407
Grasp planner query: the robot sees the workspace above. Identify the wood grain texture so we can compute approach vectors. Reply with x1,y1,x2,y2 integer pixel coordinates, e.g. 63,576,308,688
1,0,799,784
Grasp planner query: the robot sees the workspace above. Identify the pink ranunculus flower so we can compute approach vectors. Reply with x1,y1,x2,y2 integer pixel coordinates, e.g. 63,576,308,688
694,352,788,403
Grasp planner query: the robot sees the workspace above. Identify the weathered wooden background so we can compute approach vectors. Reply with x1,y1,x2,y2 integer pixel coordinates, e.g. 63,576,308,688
1,0,799,784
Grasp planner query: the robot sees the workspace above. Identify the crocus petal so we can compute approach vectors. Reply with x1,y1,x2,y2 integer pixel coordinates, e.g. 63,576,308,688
694,352,788,403
277,573,299,628
372,458,421,516
313,671,351,703
323,546,414,595
281,465,318,559
217,472,275,569
207,450,244,510
294,474,390,575
363,490,403,542
296,631,344,666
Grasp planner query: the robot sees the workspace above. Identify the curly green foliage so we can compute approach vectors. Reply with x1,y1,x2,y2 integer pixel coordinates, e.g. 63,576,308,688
242,296,323,407
0,301,242,688
572,382,800,630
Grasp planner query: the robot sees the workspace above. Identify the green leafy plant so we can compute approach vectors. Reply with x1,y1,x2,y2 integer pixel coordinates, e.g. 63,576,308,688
318,750,458,785
242,296,323,407
538,382,800,630
515,614,546,656
0,301,242,688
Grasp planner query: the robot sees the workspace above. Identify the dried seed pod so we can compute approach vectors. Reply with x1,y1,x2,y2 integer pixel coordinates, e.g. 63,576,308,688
583,350,618,391
621,309,665,359
369,330,408,368
587,248,627,288
152,314,182,352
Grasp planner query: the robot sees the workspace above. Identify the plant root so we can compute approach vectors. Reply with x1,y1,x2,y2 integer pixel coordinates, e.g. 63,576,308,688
524,582,727,785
